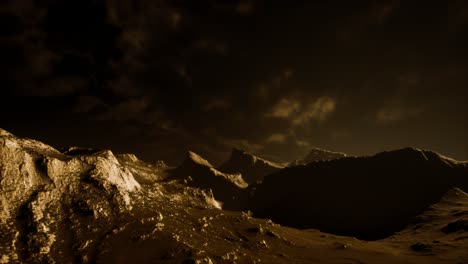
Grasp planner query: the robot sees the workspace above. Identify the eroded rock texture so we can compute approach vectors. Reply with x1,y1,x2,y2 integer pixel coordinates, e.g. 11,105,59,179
2,129,468,264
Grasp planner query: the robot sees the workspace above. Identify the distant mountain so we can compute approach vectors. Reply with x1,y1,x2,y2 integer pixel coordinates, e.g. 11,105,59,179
218,148,284,184
168,151,248,210
2,129,468,263
289,147,347,166
251,147,468,240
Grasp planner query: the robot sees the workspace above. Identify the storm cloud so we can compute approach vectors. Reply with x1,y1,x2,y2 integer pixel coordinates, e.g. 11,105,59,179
1,0,467,164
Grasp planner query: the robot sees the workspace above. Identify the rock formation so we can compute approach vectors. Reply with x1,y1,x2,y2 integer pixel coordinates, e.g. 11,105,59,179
116,153,168,184
168,151,249,210
2,129,468,263
218,148,283,184
0,129,140,262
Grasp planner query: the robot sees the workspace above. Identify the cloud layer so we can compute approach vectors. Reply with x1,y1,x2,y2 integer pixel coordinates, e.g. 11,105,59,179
1,0,467,163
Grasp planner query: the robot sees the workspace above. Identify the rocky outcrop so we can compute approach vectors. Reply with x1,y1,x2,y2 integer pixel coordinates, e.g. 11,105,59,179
3,129,468,263
169,151,248,210
116,153,168,184
289,148,347,166
0,129,242,263
218,148,283,184
251,147,468,240
0,129,140,263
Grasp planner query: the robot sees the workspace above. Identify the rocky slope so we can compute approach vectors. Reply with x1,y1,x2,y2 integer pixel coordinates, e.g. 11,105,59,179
0,129,140,262
116,153,168,184
289,148,347,166
218,148,283,184
0,129,218,263
2,129,468,263
167,151,249,210
252,148,468,240
383,188,468,262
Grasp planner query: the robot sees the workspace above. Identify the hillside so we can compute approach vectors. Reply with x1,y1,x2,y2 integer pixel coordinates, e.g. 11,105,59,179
1,129,467,263
218,148,283,184
252,148,468,240
167,151,249,210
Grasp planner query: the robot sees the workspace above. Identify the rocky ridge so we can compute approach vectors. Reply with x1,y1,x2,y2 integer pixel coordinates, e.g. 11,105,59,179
168,151,248,210
218,148,283,184
252,147,468,240
2,129,468,263
289,147,347,166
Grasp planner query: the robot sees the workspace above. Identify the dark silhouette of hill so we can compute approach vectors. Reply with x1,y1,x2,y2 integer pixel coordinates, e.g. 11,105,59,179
168,151,249,210
218,148,283,184
2,128,468,263
251,148,468,240
289,148,347,166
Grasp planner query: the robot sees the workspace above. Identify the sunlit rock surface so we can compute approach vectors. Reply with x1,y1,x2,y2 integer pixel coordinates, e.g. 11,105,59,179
0,129,141,262
168,151,248,210
1,129,468,263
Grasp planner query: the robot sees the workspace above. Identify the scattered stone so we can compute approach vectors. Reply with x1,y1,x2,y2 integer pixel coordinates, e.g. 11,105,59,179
258,240,269,249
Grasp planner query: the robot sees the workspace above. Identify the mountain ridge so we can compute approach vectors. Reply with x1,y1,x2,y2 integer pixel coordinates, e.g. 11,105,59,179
2,128,468,263
218,148,283,184
252,146,468,240
289,147,348,166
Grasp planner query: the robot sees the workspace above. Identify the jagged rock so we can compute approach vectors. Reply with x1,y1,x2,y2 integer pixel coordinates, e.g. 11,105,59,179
289,148,347,166
0,129,140,262
2,129,468,263
116,153,166,184
61,146,103,156
168,151,248,210
218,148,283,184
117,153,140,163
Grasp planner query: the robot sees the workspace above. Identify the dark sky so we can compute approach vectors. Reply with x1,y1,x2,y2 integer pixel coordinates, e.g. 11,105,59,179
1,0,467,165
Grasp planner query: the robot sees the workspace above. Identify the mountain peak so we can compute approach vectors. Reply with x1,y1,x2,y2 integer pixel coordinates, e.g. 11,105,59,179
185,150,214,168
229,148,257,165
229,148,283,168
169,150,248,210
218,148,283,184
